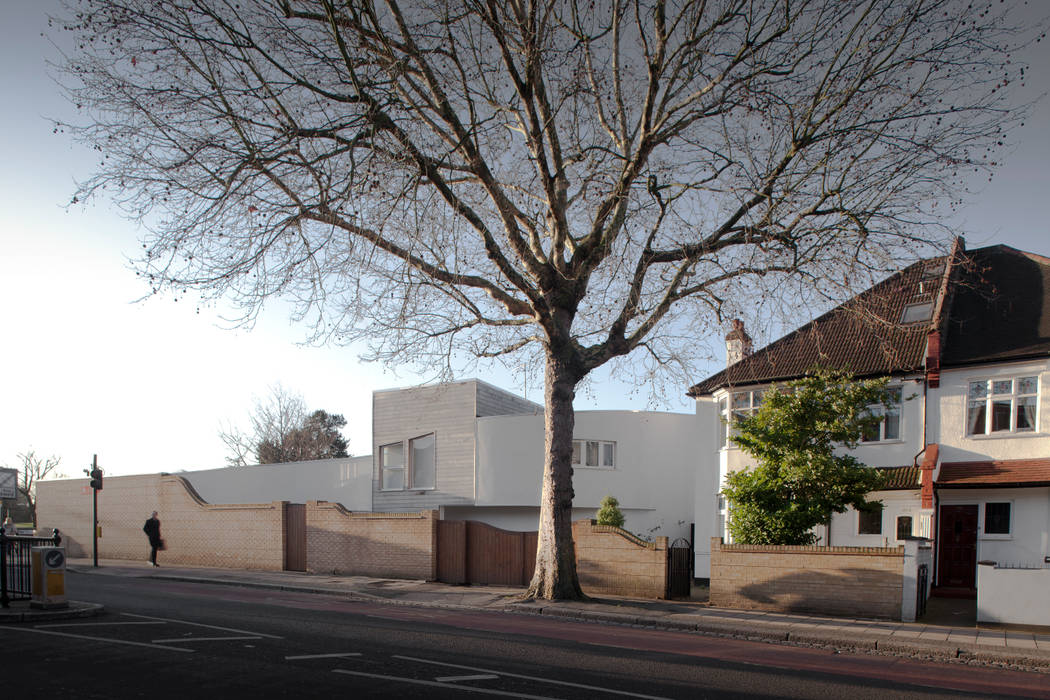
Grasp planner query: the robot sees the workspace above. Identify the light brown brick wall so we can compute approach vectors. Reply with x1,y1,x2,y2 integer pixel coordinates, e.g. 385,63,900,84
710,538,904,619
36,475,285,571
574,520,669,599
306,501,438,579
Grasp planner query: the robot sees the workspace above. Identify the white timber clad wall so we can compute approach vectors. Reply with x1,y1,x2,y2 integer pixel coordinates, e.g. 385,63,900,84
181,456,373,511
475,380,542,417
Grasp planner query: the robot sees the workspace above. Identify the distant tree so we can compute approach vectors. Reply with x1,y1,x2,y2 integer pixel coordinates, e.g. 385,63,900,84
595,495,626,529
722,372,891,545
258,409,349,464
4,451,66,527
61,0,1028,599
220,386,349,465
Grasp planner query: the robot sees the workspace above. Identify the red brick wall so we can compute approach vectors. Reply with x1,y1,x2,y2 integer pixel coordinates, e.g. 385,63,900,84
306,501,438,579
36,475,286,571
574,520,669,599
710,538,904,619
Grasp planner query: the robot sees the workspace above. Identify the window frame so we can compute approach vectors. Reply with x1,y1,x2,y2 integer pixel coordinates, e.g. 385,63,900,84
408,432,437,491
571,439,616,469
857,506,883,536
965,375,1039,437
982,501,1012,537
378,441,405,491
895,514,914,542
718,389,764,449
860,386,903,443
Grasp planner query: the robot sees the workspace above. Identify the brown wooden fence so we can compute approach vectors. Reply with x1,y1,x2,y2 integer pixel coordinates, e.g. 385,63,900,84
437,520,537,586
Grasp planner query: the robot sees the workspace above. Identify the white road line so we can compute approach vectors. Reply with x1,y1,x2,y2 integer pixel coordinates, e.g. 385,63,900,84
35,622,165,629
285,653,363,660
121,612,282,639
1,626,194,653
152,636,263,644
435,674,500,682
333,669,561,699
394,655,672,700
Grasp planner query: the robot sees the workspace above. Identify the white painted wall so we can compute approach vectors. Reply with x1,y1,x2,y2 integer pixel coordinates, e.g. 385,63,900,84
977,564,1050,626
938,487,1050,567
475,410,699,544
829,490,924,548
930,361,1050,464
180,456,374,511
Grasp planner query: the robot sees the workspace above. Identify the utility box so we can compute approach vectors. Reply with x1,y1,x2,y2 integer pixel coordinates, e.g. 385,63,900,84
31,547,68,609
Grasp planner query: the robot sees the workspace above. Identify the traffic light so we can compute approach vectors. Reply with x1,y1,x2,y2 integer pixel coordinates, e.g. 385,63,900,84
89,468,103,491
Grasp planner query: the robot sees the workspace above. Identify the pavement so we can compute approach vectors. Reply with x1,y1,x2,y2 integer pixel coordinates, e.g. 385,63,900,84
3,557,1048,673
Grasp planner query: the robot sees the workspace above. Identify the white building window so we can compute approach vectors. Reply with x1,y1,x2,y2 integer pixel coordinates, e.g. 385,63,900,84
381,433,437,491
857,507,882,535
966,376,1038,436
719,389,763,448
861,387,902,442
572,440,615,468
984,502,1011,535
895,515,913,541
379,442,405,490
409,433,436,490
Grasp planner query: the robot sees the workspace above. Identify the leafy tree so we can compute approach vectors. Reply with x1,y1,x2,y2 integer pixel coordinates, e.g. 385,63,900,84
722,372,892,545
4,451,66,527
595,495,626,529
59,0,1026,598
221,386,349,465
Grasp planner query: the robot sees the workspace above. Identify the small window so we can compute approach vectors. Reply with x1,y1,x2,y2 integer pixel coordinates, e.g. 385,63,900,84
409,433,436,490
984,502,1011,535
896,515,913,541
380,442,405,490
572,440,616,468
862,387,903,442
901,302,933,324
858,508,882,535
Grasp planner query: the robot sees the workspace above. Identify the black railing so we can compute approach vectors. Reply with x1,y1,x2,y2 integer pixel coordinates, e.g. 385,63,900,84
0,527,62,608
916,562,929,619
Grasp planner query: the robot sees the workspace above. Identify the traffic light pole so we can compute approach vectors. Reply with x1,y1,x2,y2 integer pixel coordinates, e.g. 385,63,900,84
91,454,98,568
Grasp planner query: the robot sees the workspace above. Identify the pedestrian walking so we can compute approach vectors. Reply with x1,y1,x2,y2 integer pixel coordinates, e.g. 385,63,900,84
143,511,163,567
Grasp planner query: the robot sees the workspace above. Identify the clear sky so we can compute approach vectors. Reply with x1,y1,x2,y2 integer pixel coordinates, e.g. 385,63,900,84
2,1,1047,478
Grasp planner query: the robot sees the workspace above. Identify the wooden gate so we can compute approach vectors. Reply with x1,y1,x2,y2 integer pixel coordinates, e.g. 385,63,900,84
284,503,307,572
437,520,537,586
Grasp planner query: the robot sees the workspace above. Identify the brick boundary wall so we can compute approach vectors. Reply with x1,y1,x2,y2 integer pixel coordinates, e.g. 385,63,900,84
710,537,905,619
305,501,438,579
36,475,286,571
574,520,669,599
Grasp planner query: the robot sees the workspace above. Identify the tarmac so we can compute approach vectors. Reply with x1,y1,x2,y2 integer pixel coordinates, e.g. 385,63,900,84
2,557,1048,673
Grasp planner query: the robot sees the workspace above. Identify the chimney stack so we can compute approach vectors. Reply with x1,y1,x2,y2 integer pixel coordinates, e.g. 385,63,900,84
725,319,752,367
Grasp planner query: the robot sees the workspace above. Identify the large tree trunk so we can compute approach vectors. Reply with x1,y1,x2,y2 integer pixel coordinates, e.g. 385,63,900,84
525,349,585,600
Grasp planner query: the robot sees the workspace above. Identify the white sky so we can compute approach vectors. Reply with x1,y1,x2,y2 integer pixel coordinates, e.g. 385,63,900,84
1,1,1048,478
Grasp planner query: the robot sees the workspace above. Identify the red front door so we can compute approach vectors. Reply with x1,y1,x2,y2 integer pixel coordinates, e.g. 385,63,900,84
937,505,978,589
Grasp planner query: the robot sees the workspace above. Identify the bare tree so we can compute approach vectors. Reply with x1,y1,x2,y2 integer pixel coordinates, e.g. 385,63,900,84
220,385,350,465
59,0,1028,598
5,451,65,527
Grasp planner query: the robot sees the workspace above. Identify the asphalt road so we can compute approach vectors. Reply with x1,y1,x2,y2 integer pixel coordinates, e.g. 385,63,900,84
1,572,1046,699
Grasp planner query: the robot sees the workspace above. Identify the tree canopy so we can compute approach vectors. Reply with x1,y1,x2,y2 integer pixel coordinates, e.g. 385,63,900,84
722,372,893,545
59,0,1028,598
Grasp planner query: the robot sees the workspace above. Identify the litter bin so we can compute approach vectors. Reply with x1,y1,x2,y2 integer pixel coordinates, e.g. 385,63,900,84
31,547,67,609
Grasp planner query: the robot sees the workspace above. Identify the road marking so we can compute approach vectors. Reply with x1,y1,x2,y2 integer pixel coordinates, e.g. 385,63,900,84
394,655,671,700
153,636,263,644
436,674,500,682
35,622,165,629
121,612,282,639
1,626,194,653
285,652,363,660
333,669,560,699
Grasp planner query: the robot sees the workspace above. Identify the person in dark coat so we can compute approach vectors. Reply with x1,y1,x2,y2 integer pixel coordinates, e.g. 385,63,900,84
143,511,162,567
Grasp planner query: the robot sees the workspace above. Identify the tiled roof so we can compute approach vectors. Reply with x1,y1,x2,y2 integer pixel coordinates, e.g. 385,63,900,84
876,466,921,490
936,458,1050,488
688,244,1050,397
687,257,944,396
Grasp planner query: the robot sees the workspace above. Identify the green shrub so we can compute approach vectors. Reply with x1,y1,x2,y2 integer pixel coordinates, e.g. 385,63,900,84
595,495,625,528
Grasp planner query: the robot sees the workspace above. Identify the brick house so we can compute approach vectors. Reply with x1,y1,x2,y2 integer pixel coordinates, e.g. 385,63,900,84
688,241,1050,595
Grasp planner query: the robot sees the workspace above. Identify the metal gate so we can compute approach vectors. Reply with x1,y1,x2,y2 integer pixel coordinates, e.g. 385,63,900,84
666,537,692,599
284,504,307,572
1,529,62,607
916,563,929,619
